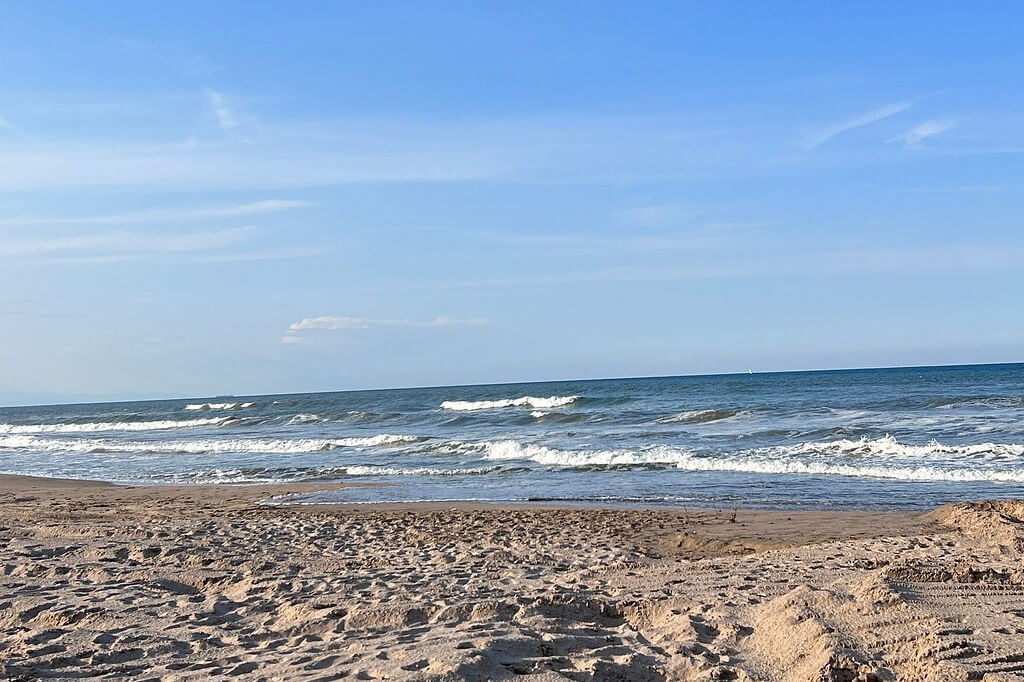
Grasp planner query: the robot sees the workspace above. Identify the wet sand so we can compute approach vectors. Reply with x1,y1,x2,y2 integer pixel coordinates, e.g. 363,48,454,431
1,474,1022,680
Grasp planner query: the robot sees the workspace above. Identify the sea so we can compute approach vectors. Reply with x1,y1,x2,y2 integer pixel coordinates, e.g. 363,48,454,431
2,363,1023,510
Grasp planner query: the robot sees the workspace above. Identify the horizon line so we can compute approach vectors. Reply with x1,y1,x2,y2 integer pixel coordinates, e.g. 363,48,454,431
1,360,1021,410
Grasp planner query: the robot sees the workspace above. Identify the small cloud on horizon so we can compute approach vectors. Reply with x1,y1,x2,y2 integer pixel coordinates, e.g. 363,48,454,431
283,314,488,344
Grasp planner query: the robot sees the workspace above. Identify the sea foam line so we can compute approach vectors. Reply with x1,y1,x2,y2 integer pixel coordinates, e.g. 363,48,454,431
440,395,578,411
0,417,233,434
0,433,426,454
179,464,505,484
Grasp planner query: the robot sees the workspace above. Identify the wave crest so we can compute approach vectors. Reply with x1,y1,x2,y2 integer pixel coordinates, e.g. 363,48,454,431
784,435,1024,461
0,417,233,434
440,395,578,411
472,436,1024,483
184,402,255,411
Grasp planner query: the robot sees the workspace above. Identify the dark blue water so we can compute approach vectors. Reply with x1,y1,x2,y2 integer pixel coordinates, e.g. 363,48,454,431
2,364,1023,509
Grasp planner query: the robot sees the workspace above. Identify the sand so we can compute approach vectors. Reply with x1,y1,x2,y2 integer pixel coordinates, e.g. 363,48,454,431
1,475,1023,680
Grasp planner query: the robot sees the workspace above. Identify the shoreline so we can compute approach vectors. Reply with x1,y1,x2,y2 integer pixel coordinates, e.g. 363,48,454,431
0,473,988,515
1,473,1022,679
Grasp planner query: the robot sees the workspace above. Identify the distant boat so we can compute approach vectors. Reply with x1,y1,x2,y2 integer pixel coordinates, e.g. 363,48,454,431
747,369,753,374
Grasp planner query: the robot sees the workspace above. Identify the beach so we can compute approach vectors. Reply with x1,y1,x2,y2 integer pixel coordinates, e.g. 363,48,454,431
2,475,1023,680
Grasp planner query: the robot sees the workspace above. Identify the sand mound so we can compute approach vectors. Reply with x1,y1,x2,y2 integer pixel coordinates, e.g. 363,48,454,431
927,499,1024,555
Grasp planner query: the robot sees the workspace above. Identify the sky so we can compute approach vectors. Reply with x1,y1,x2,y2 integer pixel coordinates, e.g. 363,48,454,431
1,2,1023,404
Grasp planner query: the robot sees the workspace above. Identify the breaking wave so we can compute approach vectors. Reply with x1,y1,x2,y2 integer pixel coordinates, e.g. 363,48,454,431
468,436,1024,482
0,417,233,434
286,413,330,425
668,451,1024,483
184,402,255,411
782,435,1024,461
0,433,426,455
440,396,578,411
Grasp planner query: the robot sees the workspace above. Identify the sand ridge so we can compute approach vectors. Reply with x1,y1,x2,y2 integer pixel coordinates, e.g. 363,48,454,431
0,475,1022,680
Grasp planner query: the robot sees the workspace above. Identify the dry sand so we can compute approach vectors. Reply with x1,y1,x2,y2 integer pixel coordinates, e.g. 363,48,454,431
1,475,1023,681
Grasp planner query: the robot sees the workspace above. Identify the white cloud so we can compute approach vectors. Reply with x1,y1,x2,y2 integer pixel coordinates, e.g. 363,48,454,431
803,101,913,150
289,316,372,332
0,199,310,228
887,118,956,146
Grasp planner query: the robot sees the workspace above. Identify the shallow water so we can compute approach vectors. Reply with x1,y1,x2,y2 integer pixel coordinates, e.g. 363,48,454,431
2,363,1023,509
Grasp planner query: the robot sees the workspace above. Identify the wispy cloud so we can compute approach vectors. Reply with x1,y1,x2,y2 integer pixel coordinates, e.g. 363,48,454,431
430,315,489,327
283,314,487,343
0,114,13,131
803,100,913,150
206,88,236,133
0,199,311,228
191,244,330,263
413,243,1024,291
0,98,990,192
887,118,956,147
453,221,758,252
205,88,252,141
618,204,694,228
0,226,255,258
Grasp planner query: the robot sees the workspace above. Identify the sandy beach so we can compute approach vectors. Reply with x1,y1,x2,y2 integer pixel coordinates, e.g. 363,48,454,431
1,475,1022,681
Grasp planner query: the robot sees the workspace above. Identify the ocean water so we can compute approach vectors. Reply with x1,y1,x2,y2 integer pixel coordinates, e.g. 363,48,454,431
2,364,1023,509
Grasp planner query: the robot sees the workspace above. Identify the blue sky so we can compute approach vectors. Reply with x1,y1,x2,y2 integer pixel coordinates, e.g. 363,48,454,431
2,2,1023,404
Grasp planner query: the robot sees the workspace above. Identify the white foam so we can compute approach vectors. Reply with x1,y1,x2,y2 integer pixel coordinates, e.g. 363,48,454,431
343,465,502,477
286,413,329,425
669,451,1024,483
0,433,425,455
476,437,1024,483
177,464,501,484
0,417,232,434
440,396,578,411
783,435,1024,461
184,402,255,411
334,434,424,447
481,440,690,467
